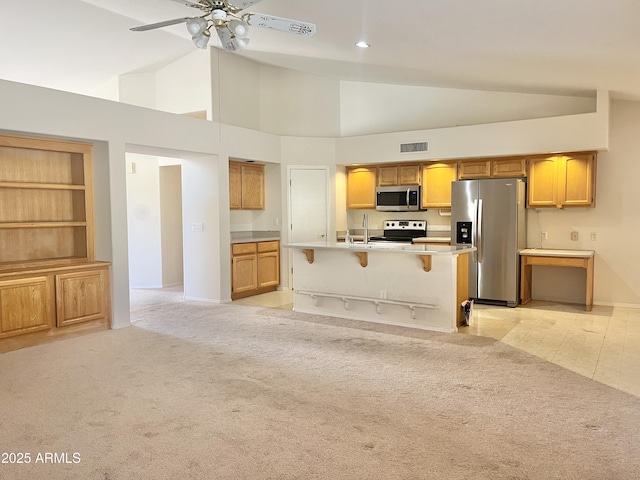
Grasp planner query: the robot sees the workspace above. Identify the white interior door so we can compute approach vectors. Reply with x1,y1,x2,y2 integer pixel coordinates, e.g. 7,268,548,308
288,167,329,287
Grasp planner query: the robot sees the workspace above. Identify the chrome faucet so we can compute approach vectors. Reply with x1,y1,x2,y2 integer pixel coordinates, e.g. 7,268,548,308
362,213,369,244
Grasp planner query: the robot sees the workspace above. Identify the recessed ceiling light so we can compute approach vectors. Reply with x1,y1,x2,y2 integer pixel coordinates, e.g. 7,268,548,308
355,41,370,48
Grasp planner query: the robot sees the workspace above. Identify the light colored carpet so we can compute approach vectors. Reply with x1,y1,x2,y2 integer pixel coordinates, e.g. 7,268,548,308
1,291,639,479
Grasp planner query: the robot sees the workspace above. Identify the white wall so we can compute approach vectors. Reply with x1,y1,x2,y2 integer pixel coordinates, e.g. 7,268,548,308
340,82,597,136
125,154,163,288
212,50,261,129
156,49,212,117
335,91,609,163
160,165,184,287
259,66,341,137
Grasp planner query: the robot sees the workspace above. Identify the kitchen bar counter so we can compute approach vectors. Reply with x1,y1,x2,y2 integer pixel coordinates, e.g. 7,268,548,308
285,241,474,332
286,240,472,256
520,248,595,311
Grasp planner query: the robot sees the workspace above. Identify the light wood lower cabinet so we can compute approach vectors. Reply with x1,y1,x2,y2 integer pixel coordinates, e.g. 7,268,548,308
0,263,111,352
232,240,280,299
56,268,110,327
0,276,54,339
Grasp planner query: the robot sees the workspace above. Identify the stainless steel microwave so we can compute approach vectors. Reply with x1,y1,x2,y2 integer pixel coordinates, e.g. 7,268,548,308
375,185,421,211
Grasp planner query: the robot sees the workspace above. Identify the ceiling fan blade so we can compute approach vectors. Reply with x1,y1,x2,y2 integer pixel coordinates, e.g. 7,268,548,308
130,17,191,32
167,0,210,10
230,0,265,9
244,13,316,36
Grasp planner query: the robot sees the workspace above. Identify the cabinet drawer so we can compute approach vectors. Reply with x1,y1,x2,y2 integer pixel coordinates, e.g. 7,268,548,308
232,243,257,255
257,241,279,253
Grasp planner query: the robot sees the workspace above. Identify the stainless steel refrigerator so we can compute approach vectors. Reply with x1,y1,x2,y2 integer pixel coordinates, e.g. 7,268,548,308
451,178,526,307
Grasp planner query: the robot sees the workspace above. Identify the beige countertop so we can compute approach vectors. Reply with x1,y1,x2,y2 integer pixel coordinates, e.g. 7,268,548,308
412,236,451,243
520,248,594,257
231,231,281,244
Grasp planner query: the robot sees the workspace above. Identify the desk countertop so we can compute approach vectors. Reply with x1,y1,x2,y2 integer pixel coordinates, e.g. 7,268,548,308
520,248,594,258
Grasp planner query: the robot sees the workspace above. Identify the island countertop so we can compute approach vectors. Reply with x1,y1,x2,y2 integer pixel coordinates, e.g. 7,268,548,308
285,240,475,256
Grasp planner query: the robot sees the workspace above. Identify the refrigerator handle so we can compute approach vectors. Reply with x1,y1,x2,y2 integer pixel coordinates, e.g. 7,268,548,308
477,198,483,263
472,199,478,263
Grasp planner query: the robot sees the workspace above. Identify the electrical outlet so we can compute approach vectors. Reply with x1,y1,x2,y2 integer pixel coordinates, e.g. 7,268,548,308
571,231,579,241
590,232,597,241
541,232,548,240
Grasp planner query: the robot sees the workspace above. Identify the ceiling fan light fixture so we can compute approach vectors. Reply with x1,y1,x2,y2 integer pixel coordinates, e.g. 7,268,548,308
356,41,371,48
229,19,249,38
231,37,250,50
186,17,208,36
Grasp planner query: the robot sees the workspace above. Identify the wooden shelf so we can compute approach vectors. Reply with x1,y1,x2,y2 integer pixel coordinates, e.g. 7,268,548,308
0,222,88,229
0,182,86,190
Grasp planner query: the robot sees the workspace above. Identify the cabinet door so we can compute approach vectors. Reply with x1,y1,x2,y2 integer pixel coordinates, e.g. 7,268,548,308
561,154,595,207
241,164,265,210
258,251,280,288
232,253,258,294
56,268,109,327
346,167,377,209
458,160,491,179
0,276,54,339
377,166,398,186
527,157,558,207
229,162,242,210
421,162,457,208
398,164,421,185
492,158,527,177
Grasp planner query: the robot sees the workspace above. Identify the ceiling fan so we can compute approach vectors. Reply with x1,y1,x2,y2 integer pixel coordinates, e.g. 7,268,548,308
130,0,316,52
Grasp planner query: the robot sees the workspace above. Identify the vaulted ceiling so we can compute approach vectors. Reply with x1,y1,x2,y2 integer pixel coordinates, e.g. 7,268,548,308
2,0,640,100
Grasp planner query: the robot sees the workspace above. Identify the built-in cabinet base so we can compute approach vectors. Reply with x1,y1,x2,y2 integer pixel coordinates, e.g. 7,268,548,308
0,262,111,353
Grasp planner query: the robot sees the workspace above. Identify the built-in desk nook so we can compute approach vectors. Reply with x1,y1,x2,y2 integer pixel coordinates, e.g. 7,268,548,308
520,249,595,311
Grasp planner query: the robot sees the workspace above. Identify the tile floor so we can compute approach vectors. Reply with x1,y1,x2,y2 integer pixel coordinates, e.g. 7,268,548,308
234,290,640,398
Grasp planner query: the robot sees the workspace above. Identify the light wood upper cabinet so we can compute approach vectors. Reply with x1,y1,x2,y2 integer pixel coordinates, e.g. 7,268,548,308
346,166,377,209
458,160,491,179
421,161,458,209
398,164,421,185
228,162,242,209
563,154,595,206
528,157,558,207
229,161,265,210
377,166,398,186
528,153,596,208
458,158,526,179
377,164,421,186
492,158,527,177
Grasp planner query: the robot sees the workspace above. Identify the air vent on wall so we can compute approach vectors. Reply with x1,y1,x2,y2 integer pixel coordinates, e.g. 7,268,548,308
400,141,429,154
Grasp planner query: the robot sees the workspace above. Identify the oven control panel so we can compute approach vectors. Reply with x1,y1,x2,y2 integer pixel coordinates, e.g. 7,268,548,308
383,220,426,231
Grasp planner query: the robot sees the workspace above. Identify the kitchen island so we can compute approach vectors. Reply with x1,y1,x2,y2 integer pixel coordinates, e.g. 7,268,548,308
285,241,475,333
